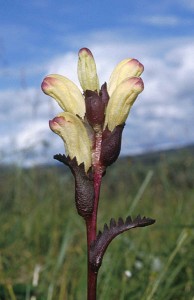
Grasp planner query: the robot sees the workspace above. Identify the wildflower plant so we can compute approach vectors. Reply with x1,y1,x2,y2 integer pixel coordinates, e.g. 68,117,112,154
41,48,155,299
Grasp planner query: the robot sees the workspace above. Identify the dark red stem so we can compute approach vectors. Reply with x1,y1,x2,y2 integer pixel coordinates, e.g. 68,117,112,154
85,130,103,300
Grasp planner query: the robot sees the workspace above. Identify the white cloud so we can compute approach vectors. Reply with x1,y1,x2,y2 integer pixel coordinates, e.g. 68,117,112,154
1,35,194,165
179,0,194,10
140,15,193,27
142,15,181,26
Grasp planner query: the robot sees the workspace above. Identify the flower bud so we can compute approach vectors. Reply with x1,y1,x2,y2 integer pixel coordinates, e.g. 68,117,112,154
78,48,100,92
108,58,144,96
49,112,91,172
104,77,144,131
41,74,85,118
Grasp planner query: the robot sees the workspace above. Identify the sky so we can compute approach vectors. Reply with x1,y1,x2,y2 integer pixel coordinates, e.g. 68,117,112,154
0,0,194,166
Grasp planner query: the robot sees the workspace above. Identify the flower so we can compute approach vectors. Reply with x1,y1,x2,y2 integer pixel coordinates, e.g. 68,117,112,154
104,57,144,131
104,76,144,131
49,112,92,172
107,58,144,96
78,47,100,92
124,270,132,278
41,74,85,118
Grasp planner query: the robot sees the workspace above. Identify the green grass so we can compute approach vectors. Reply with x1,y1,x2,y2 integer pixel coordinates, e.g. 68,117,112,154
0,146,194,299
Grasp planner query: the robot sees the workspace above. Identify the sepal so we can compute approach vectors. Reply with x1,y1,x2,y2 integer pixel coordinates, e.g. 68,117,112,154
85,90,105,128
100,124,124,167
99,82,109,106
54,154,94,218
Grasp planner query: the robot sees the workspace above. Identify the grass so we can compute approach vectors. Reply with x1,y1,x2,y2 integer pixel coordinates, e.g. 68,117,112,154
0,145,194,299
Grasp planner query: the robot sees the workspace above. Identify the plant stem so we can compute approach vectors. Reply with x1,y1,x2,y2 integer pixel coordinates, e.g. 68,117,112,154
93,171,103,237
86,171,102,300
87,264,98,300
86,130,103,300
86,220,97,299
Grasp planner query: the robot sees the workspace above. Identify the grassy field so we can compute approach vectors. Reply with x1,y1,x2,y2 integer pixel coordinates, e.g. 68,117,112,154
0,146,194,299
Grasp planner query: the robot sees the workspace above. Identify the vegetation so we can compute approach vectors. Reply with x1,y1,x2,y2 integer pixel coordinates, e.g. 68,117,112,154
0,145,194,299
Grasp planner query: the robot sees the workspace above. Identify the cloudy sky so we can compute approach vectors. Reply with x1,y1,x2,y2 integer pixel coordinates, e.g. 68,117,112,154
0,0,194,165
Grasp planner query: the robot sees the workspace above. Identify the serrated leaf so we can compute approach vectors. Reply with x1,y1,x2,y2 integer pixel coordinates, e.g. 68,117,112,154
90,215,155,272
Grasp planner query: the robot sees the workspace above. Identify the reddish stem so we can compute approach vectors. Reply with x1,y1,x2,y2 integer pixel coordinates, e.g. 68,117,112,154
86,216,98,300
85,130,103,300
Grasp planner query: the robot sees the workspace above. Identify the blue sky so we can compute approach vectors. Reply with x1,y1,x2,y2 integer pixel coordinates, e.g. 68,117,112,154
0,0,194,165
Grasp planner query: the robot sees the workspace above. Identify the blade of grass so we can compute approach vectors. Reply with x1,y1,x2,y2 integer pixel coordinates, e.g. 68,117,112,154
6,283,17,300
47,223,73,300
129,170,153,214
144,229,189,300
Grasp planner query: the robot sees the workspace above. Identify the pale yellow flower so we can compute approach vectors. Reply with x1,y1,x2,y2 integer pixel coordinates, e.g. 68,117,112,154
49,112,92,171
41,74,85,118
77,48,100,92
104,76,144,131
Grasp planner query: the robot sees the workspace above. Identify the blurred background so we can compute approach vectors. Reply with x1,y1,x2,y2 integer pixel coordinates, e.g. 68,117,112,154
0,1,194,299
0,0,194,165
